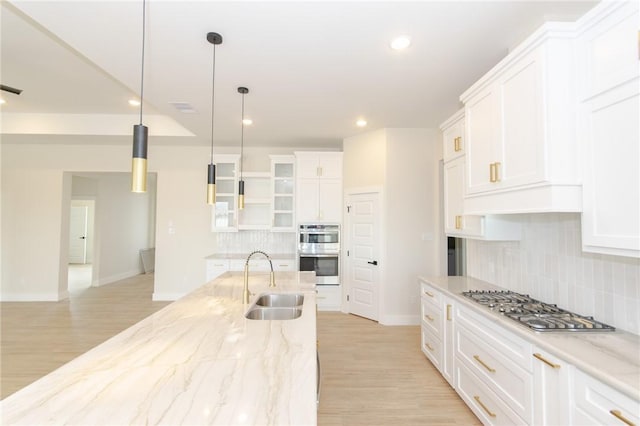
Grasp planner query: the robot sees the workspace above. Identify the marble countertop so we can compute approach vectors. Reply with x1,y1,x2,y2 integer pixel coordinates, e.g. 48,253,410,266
1,272,318,425
419,275,640,401
206,253,297,260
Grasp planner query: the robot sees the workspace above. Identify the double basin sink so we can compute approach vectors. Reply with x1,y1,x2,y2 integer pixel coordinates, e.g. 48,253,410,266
245,293,304,320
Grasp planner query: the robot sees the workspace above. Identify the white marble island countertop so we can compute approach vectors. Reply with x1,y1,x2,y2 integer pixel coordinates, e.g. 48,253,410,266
1,272,318,425
420,275,640,402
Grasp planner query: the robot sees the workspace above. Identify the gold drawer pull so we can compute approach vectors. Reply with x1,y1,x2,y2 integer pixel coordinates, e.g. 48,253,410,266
424,291,434,298
494,162,501,182
455,215,462,229
425,314,434,322
473,355,496,373
489,163,496,182
610,410,636,426
533,353,560,369
446,304,452,321
473,396,497,418
454,137,462,152
424,343,434,351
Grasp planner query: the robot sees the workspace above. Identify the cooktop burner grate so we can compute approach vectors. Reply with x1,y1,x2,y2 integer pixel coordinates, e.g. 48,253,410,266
462,290,615,332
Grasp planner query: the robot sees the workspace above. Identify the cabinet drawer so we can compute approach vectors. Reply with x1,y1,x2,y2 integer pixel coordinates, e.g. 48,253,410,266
421,326,442,372
456,361,525,426
456,322,532,422
420,282,442,307
573,368,640,426
272,259,295,271
421,298,442,336
456,304,532,372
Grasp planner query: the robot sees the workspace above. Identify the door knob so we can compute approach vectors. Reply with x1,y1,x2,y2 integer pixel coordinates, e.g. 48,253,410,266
80,236,86,239
367,260,378,266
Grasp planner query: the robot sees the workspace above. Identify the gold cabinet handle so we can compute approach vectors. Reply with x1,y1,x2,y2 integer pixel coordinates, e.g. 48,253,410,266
610,410,636,426
424,343,434,351
446,304,452,321
454,137,462,152
489,163,495,182
455,215,462,230
424,291,434,298
494,162,501,182
473,355,496,373
473,396,497,418
533,353,560,369
425,314,434,322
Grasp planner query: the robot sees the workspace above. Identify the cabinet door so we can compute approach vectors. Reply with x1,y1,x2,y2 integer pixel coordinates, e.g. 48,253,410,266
531,348,569,426
318,179,342,222
442,296,455,387
317,152,343,179
581,81,639,257
465,87,500,195
443,117,465,162
296,154,320,179
444,157,483,238
296,179,320,222
500,50,545,188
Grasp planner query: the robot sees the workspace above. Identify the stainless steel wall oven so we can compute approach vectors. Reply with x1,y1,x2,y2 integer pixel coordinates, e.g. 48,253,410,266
298,224,340,286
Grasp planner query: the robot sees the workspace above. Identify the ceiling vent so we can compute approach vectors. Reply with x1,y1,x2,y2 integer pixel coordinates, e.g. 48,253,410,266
169,102,196,113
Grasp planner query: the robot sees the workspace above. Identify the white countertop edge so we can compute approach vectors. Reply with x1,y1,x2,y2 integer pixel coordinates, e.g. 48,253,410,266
418,275,640,402
205,253,297,260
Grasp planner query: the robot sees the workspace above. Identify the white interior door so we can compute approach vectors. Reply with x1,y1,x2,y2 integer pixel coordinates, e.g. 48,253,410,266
69,206,88,264
346,192,380,321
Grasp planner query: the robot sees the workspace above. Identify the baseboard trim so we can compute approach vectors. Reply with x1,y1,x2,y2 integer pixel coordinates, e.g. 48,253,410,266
0,292,62,302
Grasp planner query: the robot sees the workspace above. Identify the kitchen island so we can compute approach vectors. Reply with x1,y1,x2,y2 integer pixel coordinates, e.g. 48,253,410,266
0,272,318,425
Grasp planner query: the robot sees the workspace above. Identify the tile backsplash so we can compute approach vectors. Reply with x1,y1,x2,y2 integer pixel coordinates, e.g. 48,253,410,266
466,213,640,335
215,230,297,255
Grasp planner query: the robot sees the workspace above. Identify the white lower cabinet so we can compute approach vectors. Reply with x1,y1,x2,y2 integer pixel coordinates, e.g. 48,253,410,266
419,281,455,388
572,368,640,426
455,304,533,425
532,347,570,426
316,286,341,311
206,257,295,282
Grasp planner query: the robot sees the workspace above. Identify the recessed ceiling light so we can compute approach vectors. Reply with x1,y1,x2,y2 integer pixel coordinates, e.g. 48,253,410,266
128,99,141,106
390,36,411,50
0,99,6,105
242,118,253,125
356,119,367,127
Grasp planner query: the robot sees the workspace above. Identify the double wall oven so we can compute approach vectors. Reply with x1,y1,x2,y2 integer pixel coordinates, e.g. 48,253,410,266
298,224,340,286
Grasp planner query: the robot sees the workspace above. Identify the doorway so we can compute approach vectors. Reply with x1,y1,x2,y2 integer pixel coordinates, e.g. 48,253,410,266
68,199,95,291
345,190,381,321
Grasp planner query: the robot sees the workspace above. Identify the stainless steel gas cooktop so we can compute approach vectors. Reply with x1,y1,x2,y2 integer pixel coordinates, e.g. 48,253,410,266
462,290,615,332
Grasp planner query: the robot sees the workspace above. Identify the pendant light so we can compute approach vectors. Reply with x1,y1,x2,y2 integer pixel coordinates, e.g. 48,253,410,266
131,0,148,193
237,87,249,210
206,32,223,205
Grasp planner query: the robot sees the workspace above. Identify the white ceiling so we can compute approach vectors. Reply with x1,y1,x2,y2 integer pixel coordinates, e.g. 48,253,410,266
1,0,598,148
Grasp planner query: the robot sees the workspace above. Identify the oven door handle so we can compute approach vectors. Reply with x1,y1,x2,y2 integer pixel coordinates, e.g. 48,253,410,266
299,253,339,257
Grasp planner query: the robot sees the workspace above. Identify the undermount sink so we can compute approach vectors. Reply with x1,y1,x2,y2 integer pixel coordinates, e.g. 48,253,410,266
244,292,305,320
255,293,304,308
245,307,302,320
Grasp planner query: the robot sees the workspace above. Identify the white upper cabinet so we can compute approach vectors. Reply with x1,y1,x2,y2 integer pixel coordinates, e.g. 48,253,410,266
295,152,343,223
211,154,239,232
270,155,296,232
442,108,465,162
576,1,639,258
441,110,521,241
461,24,582,215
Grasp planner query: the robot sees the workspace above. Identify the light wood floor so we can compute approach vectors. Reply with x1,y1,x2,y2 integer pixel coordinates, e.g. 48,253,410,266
1,275,479,425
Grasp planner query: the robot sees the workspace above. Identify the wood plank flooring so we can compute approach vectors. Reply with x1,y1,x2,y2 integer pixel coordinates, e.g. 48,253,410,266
1,275,479,425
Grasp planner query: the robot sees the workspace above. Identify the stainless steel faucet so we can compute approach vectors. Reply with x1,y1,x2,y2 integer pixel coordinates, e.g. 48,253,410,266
243,250,276,304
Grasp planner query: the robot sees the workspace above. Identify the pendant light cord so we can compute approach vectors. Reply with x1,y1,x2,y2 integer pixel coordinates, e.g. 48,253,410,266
210,44,216,164
139,0,146,125
240,91,245,179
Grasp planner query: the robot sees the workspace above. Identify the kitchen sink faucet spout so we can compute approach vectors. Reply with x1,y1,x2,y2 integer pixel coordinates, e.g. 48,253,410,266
243,250,276,304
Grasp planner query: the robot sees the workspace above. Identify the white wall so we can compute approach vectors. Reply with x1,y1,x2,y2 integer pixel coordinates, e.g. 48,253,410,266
343,128,442,325
0,141,304,301
467,213,640,335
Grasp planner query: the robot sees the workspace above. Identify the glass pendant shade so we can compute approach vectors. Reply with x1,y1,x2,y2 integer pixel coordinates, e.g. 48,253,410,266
131,124,148,193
